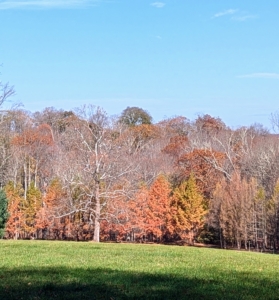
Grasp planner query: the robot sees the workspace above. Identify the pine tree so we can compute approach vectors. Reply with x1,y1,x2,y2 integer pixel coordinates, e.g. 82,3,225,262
0,189,9,238
172,173,206,244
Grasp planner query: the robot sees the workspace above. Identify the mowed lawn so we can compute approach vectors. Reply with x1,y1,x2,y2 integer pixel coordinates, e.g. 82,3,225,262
0,241,279,299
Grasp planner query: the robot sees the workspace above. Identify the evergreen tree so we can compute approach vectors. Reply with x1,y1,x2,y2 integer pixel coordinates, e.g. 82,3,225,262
0,189,9,238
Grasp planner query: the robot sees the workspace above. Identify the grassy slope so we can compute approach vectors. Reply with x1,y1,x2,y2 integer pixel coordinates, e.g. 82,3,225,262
0,241,278,299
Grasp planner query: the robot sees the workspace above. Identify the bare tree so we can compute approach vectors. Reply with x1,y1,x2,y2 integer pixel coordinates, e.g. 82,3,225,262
210,172,257,249
56,105,140,242
0,81,15,107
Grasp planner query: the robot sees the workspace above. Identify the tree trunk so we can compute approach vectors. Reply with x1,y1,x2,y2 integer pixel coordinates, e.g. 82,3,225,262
190,228,195,245
24,162,27,200
93,182,101,242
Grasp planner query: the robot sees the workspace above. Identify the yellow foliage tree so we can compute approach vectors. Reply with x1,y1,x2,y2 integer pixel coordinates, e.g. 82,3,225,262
22,182,42,237
172,173,206,244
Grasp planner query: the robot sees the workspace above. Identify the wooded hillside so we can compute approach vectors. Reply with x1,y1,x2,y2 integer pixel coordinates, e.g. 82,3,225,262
0,86,278,249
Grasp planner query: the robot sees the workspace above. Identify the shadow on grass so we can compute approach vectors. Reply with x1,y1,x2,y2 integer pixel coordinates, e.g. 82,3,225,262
0,266,278,300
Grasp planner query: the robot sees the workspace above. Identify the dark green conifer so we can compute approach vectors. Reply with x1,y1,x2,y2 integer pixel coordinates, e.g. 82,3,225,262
0,189,9,238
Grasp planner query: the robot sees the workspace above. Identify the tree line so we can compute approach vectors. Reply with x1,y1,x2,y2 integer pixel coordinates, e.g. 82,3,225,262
1,81,279,250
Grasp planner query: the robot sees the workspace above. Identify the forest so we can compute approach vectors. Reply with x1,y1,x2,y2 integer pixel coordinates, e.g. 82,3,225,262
1,80,279,251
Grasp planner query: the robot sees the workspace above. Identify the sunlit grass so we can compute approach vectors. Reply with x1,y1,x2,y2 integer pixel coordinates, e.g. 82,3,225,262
0,240,278,299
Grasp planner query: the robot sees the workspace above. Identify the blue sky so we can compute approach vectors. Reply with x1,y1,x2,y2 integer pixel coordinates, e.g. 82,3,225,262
0,0,279,128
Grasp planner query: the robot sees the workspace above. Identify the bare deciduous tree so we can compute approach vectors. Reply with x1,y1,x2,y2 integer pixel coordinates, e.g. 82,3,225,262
56,105,140,242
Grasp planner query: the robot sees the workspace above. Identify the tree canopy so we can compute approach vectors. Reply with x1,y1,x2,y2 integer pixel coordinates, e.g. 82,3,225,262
118,106,153,126
0,78,278,249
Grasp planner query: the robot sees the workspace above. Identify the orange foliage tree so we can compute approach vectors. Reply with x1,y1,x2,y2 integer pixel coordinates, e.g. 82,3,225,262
162,135,189,160
195,114,226,133
5,182,24,239
100,184,149,242
177,149,225,199
101,176,173,242
143,175,172,241
127,185,149,241
35,178,70,239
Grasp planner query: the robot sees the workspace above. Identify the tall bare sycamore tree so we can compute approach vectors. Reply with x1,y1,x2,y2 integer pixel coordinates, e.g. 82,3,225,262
56,105,140,242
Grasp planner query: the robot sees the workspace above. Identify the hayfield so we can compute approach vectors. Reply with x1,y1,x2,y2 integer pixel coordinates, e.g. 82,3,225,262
0,240,278,299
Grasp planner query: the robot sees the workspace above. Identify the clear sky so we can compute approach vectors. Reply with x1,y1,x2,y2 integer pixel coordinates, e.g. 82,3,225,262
0,0,279,128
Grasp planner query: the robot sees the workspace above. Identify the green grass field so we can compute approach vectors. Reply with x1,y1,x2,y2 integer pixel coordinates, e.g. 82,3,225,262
0,241,279,299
